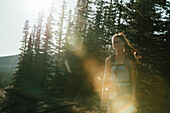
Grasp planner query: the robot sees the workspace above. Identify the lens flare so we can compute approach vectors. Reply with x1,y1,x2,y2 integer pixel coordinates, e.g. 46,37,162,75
118,103,137,113
110,95,137,113
69,35,86,57
83,57,104,95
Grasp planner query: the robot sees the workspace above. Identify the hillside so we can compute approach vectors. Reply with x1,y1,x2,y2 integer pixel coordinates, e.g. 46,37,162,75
0,54,19,88
0,54,19,71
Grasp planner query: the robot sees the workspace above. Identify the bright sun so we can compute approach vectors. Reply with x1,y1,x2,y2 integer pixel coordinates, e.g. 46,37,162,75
24,0,53,13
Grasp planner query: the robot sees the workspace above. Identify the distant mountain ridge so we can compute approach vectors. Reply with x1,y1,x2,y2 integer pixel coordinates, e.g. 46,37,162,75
0,54,19,87
0,54,19,71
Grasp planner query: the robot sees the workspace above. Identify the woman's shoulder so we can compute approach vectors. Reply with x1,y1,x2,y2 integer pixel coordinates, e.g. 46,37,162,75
127,58,137,69
105,55,115,63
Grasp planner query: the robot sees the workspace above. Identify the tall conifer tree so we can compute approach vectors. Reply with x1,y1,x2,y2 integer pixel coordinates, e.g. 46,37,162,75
0,20,38,113
56,0,67,56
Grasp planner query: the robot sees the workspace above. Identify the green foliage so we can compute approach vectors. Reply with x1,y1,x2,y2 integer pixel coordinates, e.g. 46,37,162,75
137,68,170,113
0,71,14,88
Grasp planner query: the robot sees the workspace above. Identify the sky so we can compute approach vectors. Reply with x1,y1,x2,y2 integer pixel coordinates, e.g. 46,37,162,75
0,0,77,57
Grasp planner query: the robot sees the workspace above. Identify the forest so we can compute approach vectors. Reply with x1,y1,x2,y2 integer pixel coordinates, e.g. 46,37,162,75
0,0,169,112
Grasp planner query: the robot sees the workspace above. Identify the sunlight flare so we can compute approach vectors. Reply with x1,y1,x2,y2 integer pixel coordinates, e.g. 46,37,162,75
69,35,86,57
24,0,53,13
83,57,104,95
110,95,137,113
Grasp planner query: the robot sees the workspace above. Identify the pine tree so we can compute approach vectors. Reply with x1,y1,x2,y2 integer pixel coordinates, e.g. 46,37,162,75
105,0,117,35
159,0,170,80
0,20,38,113
73,0,93,51
118,0,166,72
21,20,29,50
34,12,43,82
65,10,74,51
78,0,96,55
56,0,67,56
34,12,43,55
94,0,105,55
83,0,105,57
102,0,118,55
12,20,31,93
41,9,56,92
53,0,69,97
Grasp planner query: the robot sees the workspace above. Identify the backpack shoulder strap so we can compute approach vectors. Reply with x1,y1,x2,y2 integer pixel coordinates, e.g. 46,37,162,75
110,54,115,67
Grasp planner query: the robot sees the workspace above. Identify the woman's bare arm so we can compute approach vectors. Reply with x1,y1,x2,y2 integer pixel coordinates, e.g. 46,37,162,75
102,56,111,101
130,60,137,101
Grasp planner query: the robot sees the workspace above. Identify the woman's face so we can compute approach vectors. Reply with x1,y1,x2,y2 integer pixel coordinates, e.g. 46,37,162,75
112,37,124,51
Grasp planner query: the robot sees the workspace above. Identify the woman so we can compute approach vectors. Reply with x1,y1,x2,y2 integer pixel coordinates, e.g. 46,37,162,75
102,33,141,113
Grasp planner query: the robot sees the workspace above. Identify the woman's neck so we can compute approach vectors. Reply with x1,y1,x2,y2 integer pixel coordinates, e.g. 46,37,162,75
116,49,125,57
115,49,125,64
